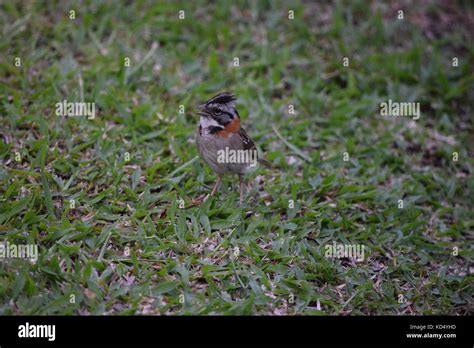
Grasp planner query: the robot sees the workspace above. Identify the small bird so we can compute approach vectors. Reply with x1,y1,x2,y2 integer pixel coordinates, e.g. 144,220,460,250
196,92,271,205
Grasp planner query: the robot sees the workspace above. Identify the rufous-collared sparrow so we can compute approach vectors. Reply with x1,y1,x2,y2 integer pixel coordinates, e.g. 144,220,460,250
196,92,272,206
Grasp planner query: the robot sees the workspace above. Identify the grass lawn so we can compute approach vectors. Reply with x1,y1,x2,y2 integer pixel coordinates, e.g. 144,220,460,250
0,0,473,315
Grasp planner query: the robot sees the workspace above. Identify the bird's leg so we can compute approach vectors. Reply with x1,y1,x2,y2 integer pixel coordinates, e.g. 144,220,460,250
190,176,221,207
239,174,245,206
202,175,221,203
209,175,222,197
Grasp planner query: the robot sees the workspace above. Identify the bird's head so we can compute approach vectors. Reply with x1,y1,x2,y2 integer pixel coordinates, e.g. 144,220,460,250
197,92,239,127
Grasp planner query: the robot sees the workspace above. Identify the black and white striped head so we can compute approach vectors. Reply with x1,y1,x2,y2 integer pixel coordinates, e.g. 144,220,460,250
197,92,239,128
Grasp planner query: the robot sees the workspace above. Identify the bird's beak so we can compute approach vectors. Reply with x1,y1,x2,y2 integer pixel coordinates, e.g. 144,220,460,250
197,111,209,118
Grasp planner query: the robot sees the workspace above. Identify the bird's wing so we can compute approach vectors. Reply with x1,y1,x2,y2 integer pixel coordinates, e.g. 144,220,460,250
237,127,273,168
235,127,256,152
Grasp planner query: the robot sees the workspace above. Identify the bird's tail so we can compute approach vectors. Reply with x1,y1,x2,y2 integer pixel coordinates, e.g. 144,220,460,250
258,158,274,169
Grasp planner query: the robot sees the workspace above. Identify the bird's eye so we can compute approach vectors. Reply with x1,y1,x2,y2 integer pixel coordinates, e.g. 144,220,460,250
214,109,222,115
